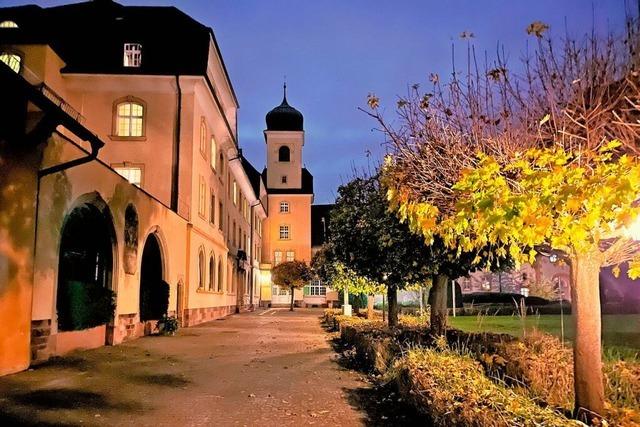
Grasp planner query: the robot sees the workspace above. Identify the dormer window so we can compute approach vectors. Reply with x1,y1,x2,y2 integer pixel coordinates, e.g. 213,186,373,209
123,43,142,67
0,52,21,73
0,21,18,28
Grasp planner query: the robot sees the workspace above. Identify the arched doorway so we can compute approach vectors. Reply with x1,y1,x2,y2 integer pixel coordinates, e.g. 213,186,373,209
57,203,115,332
139,233,168,322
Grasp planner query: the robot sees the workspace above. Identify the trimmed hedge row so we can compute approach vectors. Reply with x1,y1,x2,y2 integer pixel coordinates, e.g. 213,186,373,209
396,348,582,427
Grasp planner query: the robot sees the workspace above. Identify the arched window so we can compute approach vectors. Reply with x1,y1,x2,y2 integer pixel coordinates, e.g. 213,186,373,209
200,117,207,156
0,21,18,28
0,51,21,73
198,248,205,289
217,258,224,292
278,146,290,162
114,98,145,137
219,152,224,175
209,254,215,291
210,136,217,170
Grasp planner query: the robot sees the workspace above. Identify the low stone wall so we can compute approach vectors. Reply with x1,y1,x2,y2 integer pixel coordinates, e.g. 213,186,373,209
30,319,52,363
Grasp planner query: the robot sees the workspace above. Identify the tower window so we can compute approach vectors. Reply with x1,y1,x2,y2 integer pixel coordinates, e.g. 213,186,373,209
281,175,287,184
278,146,290,162
279,201,290,213
123,43,142,67
279,225,290,240
0,52,21,73
0,21,18,28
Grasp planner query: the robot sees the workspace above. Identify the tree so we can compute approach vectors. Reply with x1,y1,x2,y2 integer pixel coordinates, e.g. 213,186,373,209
271,260,312,311
367,18,640,421
328,174,432,327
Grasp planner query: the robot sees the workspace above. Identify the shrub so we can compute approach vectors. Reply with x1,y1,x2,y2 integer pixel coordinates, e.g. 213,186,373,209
156,314,179,335
395,348,581,427
57,280,116,331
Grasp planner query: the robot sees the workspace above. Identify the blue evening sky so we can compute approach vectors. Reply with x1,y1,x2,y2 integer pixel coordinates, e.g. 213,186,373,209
3,0,630,203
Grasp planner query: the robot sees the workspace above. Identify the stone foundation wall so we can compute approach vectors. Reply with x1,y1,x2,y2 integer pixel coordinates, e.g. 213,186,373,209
30,319,52,364
183,305,235,327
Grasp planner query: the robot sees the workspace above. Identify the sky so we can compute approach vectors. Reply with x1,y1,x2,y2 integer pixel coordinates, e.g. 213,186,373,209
2,0,631,203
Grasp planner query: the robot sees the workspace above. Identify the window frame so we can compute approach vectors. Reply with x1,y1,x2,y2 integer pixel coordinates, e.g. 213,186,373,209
111,96,147,140
0,49,23,74
198,248,205,289
199,117,207,159
123,42,142,67
111,162,144,187
198,175,207,218
0,20,19,28
278,145,291,162
279,224,290,240
274,250,283,265
210,135,217,171
279,201,290,214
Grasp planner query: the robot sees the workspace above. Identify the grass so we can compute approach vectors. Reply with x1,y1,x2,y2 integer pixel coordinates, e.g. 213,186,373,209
449,314,640,359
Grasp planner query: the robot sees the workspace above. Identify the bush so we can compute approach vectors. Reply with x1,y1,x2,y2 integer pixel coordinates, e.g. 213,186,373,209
395,348,581,427
57,280,116,331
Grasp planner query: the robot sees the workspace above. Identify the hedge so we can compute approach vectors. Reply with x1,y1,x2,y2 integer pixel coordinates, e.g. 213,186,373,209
57,280,116,331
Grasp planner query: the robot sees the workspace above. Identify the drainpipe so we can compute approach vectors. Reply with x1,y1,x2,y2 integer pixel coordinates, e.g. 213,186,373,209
170,75,182,213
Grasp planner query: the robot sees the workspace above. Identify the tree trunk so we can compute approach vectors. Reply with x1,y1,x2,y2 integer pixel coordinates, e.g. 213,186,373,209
430,274,448,336
289,287,295,311
570,252,604,423
367,294,374,319
387,285,398,328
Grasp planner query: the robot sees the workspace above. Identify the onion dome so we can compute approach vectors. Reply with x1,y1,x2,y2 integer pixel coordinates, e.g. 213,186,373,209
265,83,303,131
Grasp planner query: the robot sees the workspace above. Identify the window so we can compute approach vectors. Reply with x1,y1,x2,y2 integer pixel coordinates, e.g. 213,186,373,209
286,251,294,262
123,43,142,67
0,52,21,73
115,100,144,137
210,136,217,170
232,221,236,247
279,201,290,213
232,181,238,205
274,250,283,265
198,176,206,217
198,249,205,289
279,225,290,240
217,258,224,291
209,255,215,291
305,280,327,296
278,145,290,162
212,196,219,225
200,117,207,156
113,165,142,187
0,21,18,28
219,202,224,230
219,152,224,175
520,287,530,297
281,175,288,184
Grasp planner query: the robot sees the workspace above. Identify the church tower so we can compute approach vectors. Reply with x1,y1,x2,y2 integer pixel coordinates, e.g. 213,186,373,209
264,83,305,189
260,84,314,307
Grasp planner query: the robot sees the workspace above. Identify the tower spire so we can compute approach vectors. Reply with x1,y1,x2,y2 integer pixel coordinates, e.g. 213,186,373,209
283,75,288,103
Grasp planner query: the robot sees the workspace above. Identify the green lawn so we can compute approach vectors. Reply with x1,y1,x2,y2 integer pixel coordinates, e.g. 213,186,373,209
448,314,640,359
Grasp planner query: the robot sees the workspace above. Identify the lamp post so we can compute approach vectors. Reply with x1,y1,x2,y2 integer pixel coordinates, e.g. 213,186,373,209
382,272,388,323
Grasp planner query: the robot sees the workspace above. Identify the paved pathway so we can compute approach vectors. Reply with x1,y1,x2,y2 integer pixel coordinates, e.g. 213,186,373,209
0,309,420,426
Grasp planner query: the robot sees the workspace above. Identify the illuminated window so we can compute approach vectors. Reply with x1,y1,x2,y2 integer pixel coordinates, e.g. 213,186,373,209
233,181,238,205
210,136,217,170
0,52,21,73
274,250,282,265
200,117,207,156
115,101,144,137
217,258,224,291
279,225,290,240
123,43,142,67
0,21,18,28
286,250,294,262
198,176,206,217
113,165,142,187
279,201,289,213
305,280,327,296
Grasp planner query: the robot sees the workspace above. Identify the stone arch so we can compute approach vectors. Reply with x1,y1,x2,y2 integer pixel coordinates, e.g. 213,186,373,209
56,192,117,332
139,232,168,322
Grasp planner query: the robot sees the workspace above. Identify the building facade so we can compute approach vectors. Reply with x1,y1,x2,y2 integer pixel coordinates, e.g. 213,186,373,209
0,0,268,376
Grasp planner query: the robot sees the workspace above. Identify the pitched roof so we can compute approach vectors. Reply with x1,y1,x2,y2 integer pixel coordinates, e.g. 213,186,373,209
311,204,333,247
261,168,314,195
241,156,263,198
0,1,229,82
